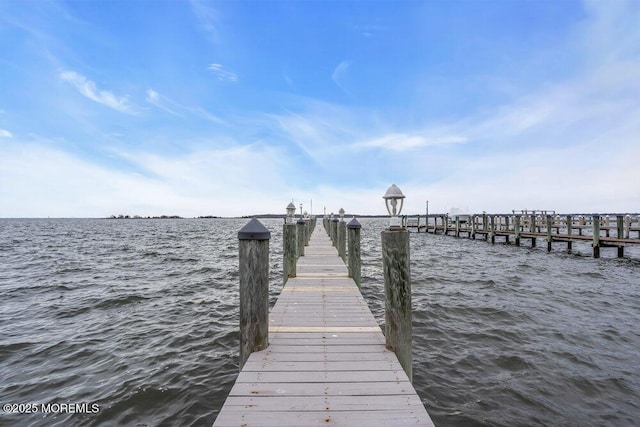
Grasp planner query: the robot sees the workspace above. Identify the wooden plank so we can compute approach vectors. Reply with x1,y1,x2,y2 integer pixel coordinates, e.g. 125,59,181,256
228,381,416,396
220,395,425,411
247,351,398,363
269,326,381,333
215,409,434,427
241,360,403,372
255,344,387,354
236,369,408,383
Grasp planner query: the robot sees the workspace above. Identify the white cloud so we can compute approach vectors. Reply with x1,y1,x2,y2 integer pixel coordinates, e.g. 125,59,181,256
145,88,181,116
353,133,467,151
0,129,13,138
60,71,135,114
208,64,238,82
190,0,221,44
145,87,224,123
0,139,294,217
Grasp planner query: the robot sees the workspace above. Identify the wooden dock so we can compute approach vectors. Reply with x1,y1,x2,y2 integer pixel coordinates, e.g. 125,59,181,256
214,226,434,426
404,213,640,258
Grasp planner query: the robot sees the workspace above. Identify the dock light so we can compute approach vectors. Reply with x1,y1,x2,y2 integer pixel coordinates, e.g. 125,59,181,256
299,203,303,219
286,202,296,224
339,208,345,219
383,184,405,229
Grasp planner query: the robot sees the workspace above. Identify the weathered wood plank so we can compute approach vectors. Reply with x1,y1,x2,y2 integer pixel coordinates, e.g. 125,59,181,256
228,381,416,396
247,351,398,363
241,360,402,372
236,369,408,383
215,409,434,427
220,395,425,411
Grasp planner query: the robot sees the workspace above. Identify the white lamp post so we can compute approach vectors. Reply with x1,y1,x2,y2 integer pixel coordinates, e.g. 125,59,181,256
286,202,296,224
339,208,345,220
383,184,406,229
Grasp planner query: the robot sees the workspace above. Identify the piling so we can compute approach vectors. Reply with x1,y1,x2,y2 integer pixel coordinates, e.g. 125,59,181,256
617,215,624,257
490,215,496,244
283,222,297,284
304,219,311,246
593,214,600,258
331,216,339,246
566,215,573,253
347,218,362,288
514,215,521,246
546,215,553,252
381,226,412,382
338,219,346,262
297,219,306,257
238,218,270,369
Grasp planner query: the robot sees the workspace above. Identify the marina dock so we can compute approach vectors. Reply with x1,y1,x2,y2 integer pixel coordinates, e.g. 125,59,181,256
213,222,434,426
405,213,640,258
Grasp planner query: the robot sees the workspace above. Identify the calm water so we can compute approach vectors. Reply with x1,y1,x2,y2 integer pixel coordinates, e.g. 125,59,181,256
1,218,639,426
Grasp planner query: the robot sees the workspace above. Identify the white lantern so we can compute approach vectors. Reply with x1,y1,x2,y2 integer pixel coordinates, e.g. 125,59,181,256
286,202,296,224
383,184,405,228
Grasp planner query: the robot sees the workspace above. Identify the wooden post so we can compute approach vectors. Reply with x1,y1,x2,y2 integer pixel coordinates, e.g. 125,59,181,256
546,215,552,252
283,222,297,284
566,215,573,253
617,215,624,258
381,227,412,382
338,219,347,262
504,216,510,244
490,215,496,244
455,216,460,238
515,215,521,246
347,218,362,288
238,218,270,370
593,214,600,258
297,219,306,257
471,215,476,239
331,217,338,246
624,215,631,239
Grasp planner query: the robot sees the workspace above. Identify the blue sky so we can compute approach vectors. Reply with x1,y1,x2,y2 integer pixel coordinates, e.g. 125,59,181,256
1,0,639,217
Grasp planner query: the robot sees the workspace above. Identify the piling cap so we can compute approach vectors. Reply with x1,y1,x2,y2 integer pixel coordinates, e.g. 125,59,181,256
297,218,305,224
238,218,271,240
347,218,361,229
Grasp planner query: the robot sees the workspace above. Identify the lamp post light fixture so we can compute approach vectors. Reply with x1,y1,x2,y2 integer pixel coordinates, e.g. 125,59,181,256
286,202,296,224
299,203,303,219
339,208,345,220
383,184,406,229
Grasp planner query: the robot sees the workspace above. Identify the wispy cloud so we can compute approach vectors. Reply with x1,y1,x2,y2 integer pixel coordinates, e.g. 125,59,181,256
145,89,182,116
353,133,467,151
145,88,224,124
0,129,13,138
190,0,221,44
60,71,135,114
208,63,237,82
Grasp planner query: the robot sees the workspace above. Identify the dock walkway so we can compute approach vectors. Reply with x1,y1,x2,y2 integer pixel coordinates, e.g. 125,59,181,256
214,226,434,426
